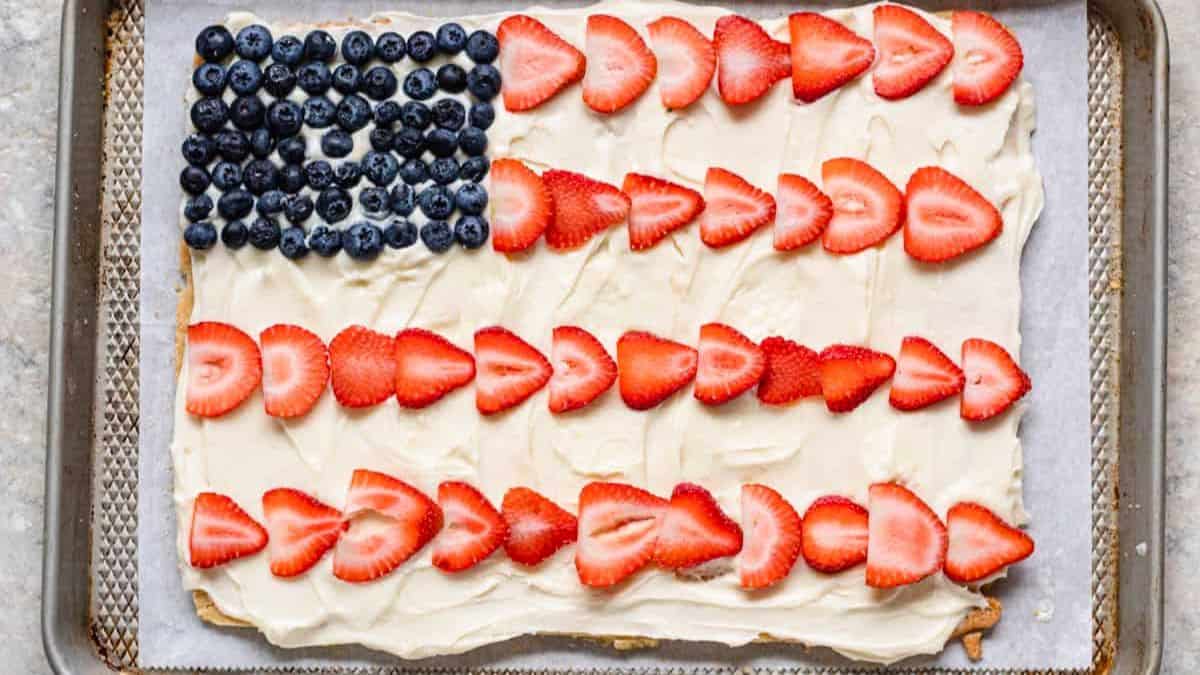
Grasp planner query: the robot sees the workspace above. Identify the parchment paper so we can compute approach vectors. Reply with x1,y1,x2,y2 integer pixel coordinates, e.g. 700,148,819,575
139,0,1090,669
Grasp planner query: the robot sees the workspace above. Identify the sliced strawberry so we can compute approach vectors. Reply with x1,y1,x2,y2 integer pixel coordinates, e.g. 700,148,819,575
945,501,1035,583
497,15,587,112
393,328,475,408
757,336,822,405
474,326,553,415
502,486,578,566
889,336,965,411
738,484,802,589
432,481,508,572
904,166,1003,263
491,158,554,253
714,15,791,105
951,11,1023,106
775,173,834,251
261,487,345,578
694,322,765,405
872,5,954,100
329,325,396,408
647,16,715,109
259,324,328,418
583,15,657,114
623,172,705,251
333,469,443,582
820,157,904,254
866,482,948,588
801,495,868,573
616,330,698,410
543,169,631,250
819,344,896,413
788,12,875,103
700,167,776,248
575,481,667,587
961,338,1031,421
186,321,262,417
189,492,268,568
549,325,617,413
654,482,743,569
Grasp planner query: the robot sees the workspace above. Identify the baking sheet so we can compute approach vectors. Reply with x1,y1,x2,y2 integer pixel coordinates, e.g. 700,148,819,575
137,0,1090,670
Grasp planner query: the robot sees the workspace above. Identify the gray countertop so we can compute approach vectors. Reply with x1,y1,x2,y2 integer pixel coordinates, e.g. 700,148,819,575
1,1,1195,672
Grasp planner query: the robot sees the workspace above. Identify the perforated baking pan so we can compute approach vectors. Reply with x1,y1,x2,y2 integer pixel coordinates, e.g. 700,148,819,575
41,0,1167,672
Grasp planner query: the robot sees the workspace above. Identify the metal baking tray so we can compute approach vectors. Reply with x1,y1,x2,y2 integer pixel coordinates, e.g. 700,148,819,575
41,0,1167,672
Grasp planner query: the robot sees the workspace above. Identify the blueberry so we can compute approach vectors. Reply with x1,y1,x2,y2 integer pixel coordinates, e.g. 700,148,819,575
184,221,218,250
229,95,265,130
235,24,272,61
420,220,455,253
436,63,467,94
221,220,249,248
465,30,499,64
429,156,459,185
303,30,338,62
375,100,402,127
277,136,306,164
398,158,429,185
418,185,455,219
184,194,213,222
279,226,310,259
341,30,375,65
283,193,314,224
266,100,303,137
309,225,343,257
218,189,254,219
227,60,263,95
359,186,391,215
343,222,384,260
315,187,353,223
256,189,286,216
390,184,416,215
469,102,494,130
210,160,242,191
333,161,362,188
432,98,466,130
321,129,354,158
243,159,279,194
180,166,211,194
425,128,457,157
407,31,437,62
215,129,250,162
467,64,501,101
190,97,228,133
304,161,335,190
376,32,407,63
336,94,372,131
248,217,282,249
196,25,234,62
297,62,332,95
181,133,216,166
402,68,437,100
384,219,418,248
362,151,400,186
192,63,226,96
369,127,394,152
279,164,306,193
303,96,336,128
263,63,296,97
436,23,468,54
455,182,488,215
455,215,489,249
400,101,432,129
271,35,304,65
332,64,361,94
249,128,275,158
458,127,488,157
362,66,398,101
459,156,490,182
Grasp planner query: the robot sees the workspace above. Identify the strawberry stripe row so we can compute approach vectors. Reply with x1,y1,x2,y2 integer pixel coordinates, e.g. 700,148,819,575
496,9,1022,114
190,475,1034,590
186,322,1031,422
492,160,1004,263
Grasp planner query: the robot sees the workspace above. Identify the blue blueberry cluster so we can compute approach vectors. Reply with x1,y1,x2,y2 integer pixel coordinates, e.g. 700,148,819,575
183,22,500,259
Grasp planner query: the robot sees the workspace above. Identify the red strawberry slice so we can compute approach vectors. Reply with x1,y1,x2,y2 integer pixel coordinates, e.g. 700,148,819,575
714,15,791,105
616,330,698,410
583,15,657,114
502,486,578,566
623,172,705,251
819,344,896,413
491,158,554,253
889,336,965,411
575,481,667,587
393,328,475,408
945,501,1035,583
497,15,587,112
432,481,508,572
801,495,868,573
474,326,553,415
549,325,617,413
333,469,443,582
904,166,1003,263
775,173,833,251
694,322,765,405
757,336,822,405
700,167,776,248
872,5,954,100
951,11,1023,106
647,16,715,110
866,482,948,588
738,484,802,589
653,482,743,569
543,169,631,250
329,325,396,408
189,492,268,568
260,324,328,418
788,12,875,103
821,157,905,254
186,321,262,417
261,487,345,578
961,338,1031,421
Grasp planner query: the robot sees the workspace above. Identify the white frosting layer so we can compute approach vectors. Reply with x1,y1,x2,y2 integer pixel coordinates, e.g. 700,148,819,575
175,0,1043,664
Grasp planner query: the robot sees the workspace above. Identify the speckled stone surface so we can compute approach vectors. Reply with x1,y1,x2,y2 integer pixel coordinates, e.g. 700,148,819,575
0,0,1195,672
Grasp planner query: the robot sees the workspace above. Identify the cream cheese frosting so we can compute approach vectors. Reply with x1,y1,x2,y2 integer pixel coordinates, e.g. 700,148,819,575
173,0,1043,664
